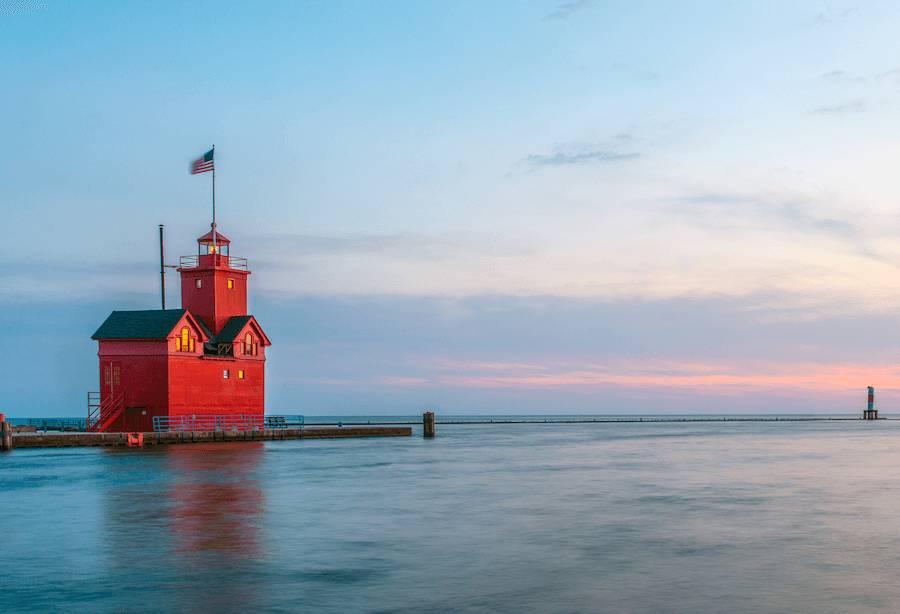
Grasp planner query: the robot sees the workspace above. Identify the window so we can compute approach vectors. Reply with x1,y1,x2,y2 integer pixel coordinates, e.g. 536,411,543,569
238,370,245,379
245,333,252,355
227,278,234,289
176,327,194,352
223,370,230,379
104,365,120,385
253,342,258,356
195,279,202,289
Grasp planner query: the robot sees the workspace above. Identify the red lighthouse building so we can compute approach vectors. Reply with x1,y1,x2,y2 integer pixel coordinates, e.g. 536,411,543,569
89,227,271,432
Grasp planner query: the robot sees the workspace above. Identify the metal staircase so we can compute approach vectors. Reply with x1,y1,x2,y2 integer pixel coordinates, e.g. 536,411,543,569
86,391,125,432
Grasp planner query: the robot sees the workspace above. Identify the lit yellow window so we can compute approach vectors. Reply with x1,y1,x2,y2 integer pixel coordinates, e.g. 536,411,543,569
175,337,181,351
189,338,195,352
181,327,189,351
238,370,244,379
227,279,234,289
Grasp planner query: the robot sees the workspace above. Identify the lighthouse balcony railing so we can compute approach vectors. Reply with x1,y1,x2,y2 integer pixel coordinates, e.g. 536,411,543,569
152,415,301,432
179,254,248,271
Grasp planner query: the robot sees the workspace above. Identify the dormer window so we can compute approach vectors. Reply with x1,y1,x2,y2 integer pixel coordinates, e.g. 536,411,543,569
244,333,258,356
175,327,196,352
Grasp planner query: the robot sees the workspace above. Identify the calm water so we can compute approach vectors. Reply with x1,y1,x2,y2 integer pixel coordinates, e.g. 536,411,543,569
4,416,900,613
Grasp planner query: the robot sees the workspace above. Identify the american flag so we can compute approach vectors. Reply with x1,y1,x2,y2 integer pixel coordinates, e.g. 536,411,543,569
191,149,214,174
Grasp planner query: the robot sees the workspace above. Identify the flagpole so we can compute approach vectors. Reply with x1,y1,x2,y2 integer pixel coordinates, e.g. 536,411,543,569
212,144,216,255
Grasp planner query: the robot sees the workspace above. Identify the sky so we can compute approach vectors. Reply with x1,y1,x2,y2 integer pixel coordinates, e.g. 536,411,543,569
3,0,900,416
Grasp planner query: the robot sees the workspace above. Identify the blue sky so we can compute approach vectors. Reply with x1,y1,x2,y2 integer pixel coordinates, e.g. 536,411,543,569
4,0,900,416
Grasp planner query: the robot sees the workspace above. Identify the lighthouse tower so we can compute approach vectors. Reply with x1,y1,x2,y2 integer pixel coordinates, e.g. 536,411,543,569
90,224,271,432
179,225,249,336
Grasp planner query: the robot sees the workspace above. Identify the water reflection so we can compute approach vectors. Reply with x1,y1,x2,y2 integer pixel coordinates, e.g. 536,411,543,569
166,443,265,562
100,443,266,614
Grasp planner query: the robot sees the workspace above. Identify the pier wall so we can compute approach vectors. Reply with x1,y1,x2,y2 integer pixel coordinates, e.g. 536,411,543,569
10,426,411,449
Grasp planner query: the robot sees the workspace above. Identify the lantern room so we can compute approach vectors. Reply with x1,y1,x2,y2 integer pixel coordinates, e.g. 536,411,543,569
198,226,230,255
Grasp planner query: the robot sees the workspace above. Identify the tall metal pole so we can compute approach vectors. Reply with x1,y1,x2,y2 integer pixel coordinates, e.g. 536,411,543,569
159,224,166,310
212,144,216,255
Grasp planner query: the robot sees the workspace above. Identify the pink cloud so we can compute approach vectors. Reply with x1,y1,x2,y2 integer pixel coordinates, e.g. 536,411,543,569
436,362,900,394
373,376,432,386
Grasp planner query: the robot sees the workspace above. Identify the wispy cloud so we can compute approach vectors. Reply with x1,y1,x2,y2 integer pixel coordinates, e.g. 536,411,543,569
810,101,866,114
813,7,855,24
296,352,900,397
544,0,596,21
662,192,859,238
523,150,641,166
822,67,900,84
779,201,857,236
435,359,552,372
437,362,900,394
0,0,46,16
373,376,432,386
518,139,641,170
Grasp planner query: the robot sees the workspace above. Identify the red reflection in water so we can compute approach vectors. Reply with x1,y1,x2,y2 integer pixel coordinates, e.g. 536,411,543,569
166,442,265,561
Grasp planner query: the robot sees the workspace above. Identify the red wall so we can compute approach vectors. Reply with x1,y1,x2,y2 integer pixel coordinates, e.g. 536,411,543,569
168,357,265,418
98,341,170,432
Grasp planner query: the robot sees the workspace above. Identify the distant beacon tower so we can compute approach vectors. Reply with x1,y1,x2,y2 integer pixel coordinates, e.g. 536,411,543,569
90,224,271,433
864,386,877,420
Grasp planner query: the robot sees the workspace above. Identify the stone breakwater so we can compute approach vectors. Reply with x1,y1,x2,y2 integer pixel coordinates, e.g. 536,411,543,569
10,426,412,448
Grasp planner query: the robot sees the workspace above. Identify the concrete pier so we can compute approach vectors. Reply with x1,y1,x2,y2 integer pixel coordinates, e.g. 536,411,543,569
10,426,411,449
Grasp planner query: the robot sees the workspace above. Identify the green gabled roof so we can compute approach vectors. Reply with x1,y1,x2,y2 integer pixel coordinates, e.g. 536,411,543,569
193,314,216,342
216,315,254,343
92,309,189,340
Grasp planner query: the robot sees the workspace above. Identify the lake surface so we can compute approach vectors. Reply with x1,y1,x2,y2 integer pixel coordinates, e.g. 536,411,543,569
3,416,900,613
